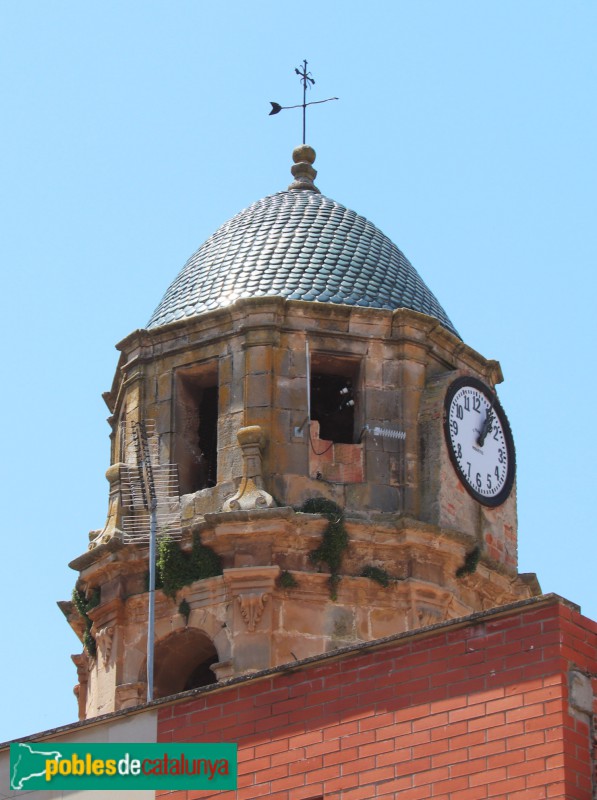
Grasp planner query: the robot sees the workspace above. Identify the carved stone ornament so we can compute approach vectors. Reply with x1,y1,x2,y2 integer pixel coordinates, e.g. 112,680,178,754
417,608,445,628
88,463,125,549
115,682,146,712
96,625,115,667
71,654,89,721
236,592,269,632
223,426,275,511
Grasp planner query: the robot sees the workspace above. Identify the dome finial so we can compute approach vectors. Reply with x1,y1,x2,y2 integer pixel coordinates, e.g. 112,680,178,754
288,144,320,193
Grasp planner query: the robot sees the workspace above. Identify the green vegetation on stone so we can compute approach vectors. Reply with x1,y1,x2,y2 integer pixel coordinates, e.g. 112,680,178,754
178,598,191,623
157,533,222,598
72,586,100,657
279,570,298,589
302,498,348,601
361,565,391,587
456,546,481,577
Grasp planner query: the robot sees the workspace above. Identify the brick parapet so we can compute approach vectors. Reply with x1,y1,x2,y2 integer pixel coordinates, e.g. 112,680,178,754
155,595,596,800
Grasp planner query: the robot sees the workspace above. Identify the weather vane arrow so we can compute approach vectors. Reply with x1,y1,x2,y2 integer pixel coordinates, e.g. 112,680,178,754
269,60,338,144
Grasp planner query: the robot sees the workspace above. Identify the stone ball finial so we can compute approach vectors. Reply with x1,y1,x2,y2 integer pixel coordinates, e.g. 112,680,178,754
288,145,320,193
292,145,316,165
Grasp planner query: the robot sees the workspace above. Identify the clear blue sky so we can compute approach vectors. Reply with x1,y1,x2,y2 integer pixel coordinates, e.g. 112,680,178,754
1,1,595,744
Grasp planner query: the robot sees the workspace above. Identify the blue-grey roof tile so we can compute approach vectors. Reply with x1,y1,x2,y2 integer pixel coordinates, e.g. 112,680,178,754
147,190,458,337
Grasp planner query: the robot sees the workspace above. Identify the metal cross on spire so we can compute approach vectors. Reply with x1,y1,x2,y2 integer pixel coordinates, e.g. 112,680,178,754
269,60,338,144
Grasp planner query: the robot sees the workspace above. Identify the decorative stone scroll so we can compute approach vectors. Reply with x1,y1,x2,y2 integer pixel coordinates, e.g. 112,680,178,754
88,598,123,670
96,625,115,667
236,592,269,632
223,566,280,642
71,654,89,721
223,426,275,511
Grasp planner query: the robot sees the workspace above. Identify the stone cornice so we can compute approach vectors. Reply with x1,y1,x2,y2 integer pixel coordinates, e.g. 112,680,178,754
3,593,579,751
108,299,503,405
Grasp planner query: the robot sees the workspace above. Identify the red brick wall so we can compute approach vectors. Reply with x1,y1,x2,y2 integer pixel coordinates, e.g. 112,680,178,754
156,597,597,800
308,421,365,484
593,676,597,794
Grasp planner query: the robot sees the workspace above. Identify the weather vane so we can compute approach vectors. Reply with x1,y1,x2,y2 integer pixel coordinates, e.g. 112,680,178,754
269,60,338,144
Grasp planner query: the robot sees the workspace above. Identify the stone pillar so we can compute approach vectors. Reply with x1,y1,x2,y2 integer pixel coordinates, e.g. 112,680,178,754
397,355,427,517
87,598,124,714
223,566,280,673
223,426,275,511
115,682,146,711
71,654,89,721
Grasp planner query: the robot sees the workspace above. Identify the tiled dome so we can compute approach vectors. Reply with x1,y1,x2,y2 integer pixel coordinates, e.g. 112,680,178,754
147,152,458,336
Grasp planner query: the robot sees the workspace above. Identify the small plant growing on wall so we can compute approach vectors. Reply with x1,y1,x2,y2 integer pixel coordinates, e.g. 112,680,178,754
178,598,191,624
157,532,222,598
361,565,392,587
278,570,298,590
456,546,481,577
302,497,348,601
72,586,100,657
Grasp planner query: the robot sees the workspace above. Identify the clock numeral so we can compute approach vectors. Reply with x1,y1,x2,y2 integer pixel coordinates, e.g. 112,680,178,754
464,396,470,412
475,472,481,489
466,462,471,478
498,448,505,464
493,427,500,441
473,396,481,413
450,420,458,436
495,466,500,481
456,404,463,420
486,474,492,490
457,443,462,459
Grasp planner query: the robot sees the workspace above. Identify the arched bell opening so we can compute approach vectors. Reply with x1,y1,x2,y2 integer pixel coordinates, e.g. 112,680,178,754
145,628,219,700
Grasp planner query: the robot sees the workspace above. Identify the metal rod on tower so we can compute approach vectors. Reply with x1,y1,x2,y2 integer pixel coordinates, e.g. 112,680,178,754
146,497,157,703
306,339,311,422
140,422,158,704
299,60,309,143
121,420,182,703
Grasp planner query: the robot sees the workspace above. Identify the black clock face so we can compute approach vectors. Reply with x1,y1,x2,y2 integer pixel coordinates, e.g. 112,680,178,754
443,377,515,507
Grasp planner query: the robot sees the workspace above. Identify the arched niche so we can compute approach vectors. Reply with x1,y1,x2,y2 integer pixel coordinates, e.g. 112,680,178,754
145,628,218,699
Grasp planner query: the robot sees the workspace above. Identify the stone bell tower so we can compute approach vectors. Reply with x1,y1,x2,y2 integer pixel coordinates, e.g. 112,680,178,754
61,145,539,720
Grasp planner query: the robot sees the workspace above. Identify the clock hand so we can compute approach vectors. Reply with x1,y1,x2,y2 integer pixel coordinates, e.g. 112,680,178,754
477,409,493,446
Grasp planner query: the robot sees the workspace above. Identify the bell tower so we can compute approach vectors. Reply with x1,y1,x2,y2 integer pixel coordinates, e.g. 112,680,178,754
61,145,539,720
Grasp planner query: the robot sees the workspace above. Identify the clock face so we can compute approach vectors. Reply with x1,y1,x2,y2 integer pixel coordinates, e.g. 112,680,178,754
444,377,515,507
